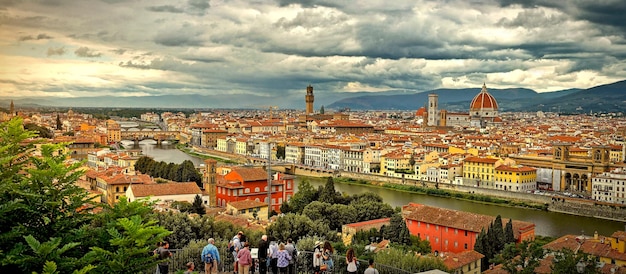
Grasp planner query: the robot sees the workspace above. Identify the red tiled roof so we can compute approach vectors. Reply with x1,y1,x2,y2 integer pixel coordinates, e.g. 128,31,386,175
130,182,202,197
345,218,391,228
442,250,484,270
230,167,268,182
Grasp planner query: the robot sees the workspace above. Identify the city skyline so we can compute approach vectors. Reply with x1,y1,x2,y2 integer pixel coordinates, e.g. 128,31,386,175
1,0,625,105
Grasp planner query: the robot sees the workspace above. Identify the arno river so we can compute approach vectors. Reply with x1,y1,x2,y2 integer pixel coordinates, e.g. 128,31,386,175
133,141,626,238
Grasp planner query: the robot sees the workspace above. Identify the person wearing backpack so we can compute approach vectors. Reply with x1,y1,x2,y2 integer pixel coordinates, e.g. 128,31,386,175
201,238,220,274
232,231,244,274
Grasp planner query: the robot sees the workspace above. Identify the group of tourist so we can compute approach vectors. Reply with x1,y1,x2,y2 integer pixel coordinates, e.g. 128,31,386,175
155,232,380,274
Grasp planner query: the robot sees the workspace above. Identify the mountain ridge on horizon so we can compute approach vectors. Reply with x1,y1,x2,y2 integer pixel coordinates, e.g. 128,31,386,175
3,80,625,113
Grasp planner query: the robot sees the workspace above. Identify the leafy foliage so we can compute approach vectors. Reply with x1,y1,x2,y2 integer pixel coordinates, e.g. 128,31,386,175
551,248,600,274
374,248,447,273
473,215,517,271
266,213,338,242
136,157,202,186
191,194,206,215
497,241,545,274
382,213,411,245
85,215,171,273
0,118,96,273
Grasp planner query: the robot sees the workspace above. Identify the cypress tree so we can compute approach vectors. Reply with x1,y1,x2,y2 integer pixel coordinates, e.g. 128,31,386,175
492,215,505,251
505,219,516,244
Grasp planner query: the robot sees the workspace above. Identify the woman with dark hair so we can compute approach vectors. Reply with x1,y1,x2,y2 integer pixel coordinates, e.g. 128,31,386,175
345,248,357,274
321,241,334,272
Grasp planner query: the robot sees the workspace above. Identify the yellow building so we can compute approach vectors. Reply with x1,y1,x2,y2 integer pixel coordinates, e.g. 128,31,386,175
380,151,411,176
462,156,501,188
494,165,537,192
226,199,269,221
449,146,479,156
106,120,121,143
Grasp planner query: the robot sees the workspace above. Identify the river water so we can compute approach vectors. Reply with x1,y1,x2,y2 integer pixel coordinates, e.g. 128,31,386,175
121,140,205,166
134,143,626,238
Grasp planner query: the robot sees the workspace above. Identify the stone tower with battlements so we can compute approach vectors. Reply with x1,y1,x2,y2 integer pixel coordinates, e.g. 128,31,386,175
305,85,314,115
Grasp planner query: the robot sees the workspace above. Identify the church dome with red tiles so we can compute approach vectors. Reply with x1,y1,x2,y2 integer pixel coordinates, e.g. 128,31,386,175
470,83,498,112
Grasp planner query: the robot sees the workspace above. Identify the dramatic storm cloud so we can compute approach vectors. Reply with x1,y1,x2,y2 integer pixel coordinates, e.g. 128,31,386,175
0,0,625,106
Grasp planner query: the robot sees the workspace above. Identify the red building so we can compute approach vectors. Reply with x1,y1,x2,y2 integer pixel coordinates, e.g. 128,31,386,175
402,203,535,254
216,167,294,212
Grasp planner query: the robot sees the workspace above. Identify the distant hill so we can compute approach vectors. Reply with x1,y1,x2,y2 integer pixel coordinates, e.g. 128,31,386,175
4,80,624,112
519,80,626,113
327,80,626,113
328,87,547,111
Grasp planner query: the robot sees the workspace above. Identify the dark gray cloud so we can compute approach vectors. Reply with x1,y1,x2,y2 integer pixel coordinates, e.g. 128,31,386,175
154,26,205,47
187,0,209,15
110,48,127,55
46,47,65,56
74,46,102,57
19,33,53,41
3,0,626,100
498,0,626,36
276,0,340,8
146,5,184,13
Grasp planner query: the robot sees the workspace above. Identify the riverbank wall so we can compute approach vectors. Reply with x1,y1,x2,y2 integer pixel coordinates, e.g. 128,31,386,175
190,149,625,222
292,168,626,222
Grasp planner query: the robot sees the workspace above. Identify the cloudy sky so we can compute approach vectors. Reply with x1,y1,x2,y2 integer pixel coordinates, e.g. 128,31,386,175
1,0,625,105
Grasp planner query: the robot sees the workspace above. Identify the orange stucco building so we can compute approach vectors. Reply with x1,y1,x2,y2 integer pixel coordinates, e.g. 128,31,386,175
216,167,294,212
402,203,535,254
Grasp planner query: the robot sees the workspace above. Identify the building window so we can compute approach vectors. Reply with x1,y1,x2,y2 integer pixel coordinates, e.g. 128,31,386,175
464,243,468,249
255,187,260,192
465,231,468,236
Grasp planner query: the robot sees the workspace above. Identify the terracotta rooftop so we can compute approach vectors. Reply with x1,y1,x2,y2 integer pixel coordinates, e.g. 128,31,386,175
403,203,534,237
230,167,268,182
442,250,484,270
130,182,202,197
345,218,391,228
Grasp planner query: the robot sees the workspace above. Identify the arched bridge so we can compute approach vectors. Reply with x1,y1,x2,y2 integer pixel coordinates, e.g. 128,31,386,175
120,130,180,145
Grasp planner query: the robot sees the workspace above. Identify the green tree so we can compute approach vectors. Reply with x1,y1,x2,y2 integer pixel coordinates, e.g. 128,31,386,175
374,248,447,273
473,229,489,271
282,179,317,214
24,122,54,139
505,219,516,244
320,105,325,114
350,199,395,222
191,194,206,215
0,118,95,273
302,201,331,222
551,248,599,274
266,213,337,242
156,211,196,249
492,215,505,251
383,213,411,245
409,154,416,171
499,241,545,274
318,177,339,204
85,215,171,273
326,204,358,230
